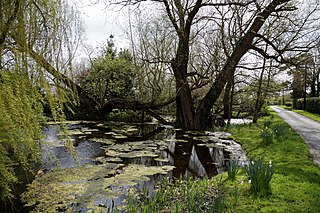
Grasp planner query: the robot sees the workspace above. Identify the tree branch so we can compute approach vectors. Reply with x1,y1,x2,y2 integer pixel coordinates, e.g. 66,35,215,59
163,0,182,37
0,0,19,48
250,45,281,62
196,0,291,128
201,0,255,7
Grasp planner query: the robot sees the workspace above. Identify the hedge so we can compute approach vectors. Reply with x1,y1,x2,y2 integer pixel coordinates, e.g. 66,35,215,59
294,97,320,114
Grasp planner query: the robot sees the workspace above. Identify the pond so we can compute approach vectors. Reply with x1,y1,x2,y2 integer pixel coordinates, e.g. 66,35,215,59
22,121,248,212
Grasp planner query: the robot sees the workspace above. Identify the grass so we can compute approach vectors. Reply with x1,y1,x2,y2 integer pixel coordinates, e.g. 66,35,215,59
280,105,320,122
125,176,226,212
107,110,320,212
222,111,320,212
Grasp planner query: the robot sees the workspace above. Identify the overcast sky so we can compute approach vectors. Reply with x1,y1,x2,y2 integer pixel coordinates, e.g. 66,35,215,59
74,0,128,59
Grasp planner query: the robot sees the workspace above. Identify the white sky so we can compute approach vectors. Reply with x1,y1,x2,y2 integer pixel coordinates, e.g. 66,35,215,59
73,0,129,59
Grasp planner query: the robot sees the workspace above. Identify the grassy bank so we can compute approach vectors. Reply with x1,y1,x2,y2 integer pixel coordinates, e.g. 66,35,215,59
222,111,320,212
280,105,320,122
108,111,320,212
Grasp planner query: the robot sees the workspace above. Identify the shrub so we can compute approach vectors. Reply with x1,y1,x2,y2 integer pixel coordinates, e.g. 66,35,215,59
106,109,142,122
285,102,292,107
245,158,274,197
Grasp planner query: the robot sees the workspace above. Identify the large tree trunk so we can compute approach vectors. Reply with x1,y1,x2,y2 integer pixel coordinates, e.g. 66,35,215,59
165,0,202,130
171,44,196,129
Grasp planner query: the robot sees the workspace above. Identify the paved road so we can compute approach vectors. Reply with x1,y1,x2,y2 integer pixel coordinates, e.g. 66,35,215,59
271,106,320,165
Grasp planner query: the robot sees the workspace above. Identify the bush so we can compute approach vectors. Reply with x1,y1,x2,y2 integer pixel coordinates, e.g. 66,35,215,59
245,158,274,197
285,102,292,107
294,97,320,115
106,109,142,122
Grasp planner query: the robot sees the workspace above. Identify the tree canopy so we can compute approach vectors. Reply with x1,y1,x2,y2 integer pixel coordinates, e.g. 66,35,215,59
80,41,136,107
113,0,320,129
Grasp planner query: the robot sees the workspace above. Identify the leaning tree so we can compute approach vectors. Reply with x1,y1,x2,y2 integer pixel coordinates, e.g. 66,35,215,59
107,0,319,129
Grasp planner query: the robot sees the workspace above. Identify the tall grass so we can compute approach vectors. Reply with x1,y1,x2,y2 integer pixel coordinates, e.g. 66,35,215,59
226,160,239,181
125,176,226,212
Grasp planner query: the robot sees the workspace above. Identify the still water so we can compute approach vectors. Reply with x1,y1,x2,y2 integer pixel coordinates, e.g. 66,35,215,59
22,121,248,212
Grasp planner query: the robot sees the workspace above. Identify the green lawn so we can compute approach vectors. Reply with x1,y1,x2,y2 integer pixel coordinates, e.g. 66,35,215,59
222,111,320,212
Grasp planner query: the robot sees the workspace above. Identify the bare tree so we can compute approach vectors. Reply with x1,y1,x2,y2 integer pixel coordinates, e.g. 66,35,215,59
104,0,320,129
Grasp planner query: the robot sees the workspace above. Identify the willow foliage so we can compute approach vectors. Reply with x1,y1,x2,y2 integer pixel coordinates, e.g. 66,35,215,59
0,71,45,200
0,0,83,201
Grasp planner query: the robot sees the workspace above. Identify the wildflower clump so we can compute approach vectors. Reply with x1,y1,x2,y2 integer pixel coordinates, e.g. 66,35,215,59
272,123,288,138
245,158,274,197
260,119,289,144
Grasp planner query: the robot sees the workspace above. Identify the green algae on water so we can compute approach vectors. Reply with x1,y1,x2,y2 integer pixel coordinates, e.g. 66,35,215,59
22,163,174,212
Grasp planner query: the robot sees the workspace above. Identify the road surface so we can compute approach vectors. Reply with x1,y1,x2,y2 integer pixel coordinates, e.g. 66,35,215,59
271,106,320,166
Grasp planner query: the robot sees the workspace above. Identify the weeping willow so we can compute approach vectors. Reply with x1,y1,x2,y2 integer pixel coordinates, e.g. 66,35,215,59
0,0,83,201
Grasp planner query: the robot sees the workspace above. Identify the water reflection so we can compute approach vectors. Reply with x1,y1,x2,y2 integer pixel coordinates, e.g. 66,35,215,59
26,121,247,212
42,125,105,169
42,121,247,179
163,129,240,179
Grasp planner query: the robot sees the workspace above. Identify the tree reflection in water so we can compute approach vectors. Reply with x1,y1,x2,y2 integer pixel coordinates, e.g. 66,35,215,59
26,121,247,212
166,130,230,178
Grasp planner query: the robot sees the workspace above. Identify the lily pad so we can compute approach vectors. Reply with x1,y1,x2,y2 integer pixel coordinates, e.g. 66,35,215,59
96,157,123,163
90,137,114,145
154,158,170,162
118,150,158,158
22,164,174,212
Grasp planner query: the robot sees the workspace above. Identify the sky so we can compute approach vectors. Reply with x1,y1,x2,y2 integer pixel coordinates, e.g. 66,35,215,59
73,0,128,59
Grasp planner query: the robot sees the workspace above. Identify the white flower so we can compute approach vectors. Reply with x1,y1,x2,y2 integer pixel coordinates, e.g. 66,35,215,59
251,161,254,165
248,179,251,184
